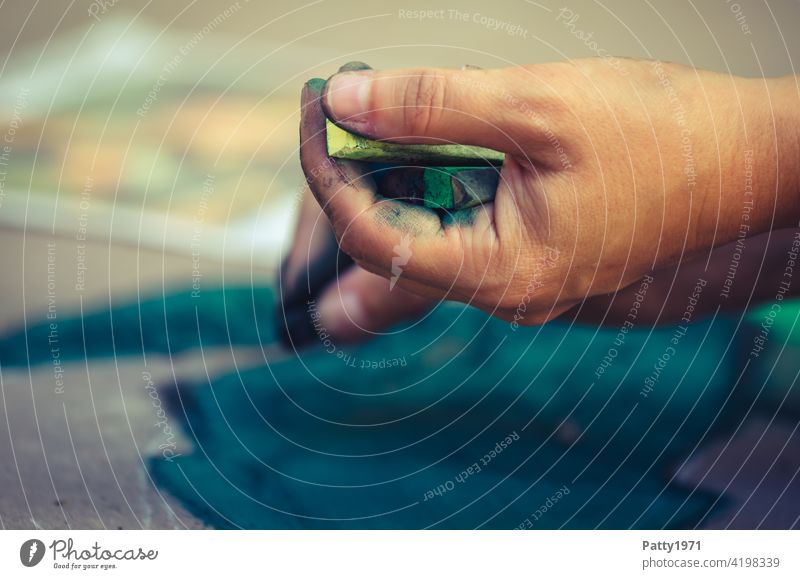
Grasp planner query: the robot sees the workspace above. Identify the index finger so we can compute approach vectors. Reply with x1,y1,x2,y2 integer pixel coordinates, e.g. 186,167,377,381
299,77,467,290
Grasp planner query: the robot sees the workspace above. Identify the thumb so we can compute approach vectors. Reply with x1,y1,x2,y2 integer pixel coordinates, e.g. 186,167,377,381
321,67,534,153
318,265,433,344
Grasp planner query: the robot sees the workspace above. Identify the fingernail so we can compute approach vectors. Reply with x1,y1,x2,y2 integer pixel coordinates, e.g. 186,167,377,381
338,61,372,73
324,72,372,122
319,291,368,337
305,77,325,96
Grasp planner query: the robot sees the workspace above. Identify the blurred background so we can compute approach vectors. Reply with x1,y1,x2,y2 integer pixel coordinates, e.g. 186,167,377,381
1,0,799,530
1,0,799,304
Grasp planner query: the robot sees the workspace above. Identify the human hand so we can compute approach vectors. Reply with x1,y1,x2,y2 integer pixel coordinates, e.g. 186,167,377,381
298,59,799,337
276,186,433,346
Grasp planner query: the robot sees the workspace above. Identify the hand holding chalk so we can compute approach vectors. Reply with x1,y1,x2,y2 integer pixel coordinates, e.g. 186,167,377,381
298,60,800,336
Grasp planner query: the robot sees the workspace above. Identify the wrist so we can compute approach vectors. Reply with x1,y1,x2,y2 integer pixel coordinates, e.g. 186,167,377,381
772,76,800,225
708,74,800,249
750,75,800,231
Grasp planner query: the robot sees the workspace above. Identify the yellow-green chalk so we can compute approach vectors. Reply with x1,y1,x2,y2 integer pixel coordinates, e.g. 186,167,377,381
326,120,504,167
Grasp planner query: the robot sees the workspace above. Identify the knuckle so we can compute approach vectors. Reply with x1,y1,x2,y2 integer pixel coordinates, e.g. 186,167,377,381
335,229,362,262
335,218,374,264
400,70,448,136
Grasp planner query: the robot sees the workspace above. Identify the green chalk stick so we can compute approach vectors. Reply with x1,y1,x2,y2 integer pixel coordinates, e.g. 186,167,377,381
305,69,503,212
326,120,504,167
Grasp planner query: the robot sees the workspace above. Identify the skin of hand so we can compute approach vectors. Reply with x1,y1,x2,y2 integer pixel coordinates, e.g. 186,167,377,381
298,59,800,341
279,187,433,344
569,228,800,326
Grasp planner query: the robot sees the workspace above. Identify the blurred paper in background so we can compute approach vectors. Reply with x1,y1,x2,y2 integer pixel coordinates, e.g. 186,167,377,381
0,13,309,265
